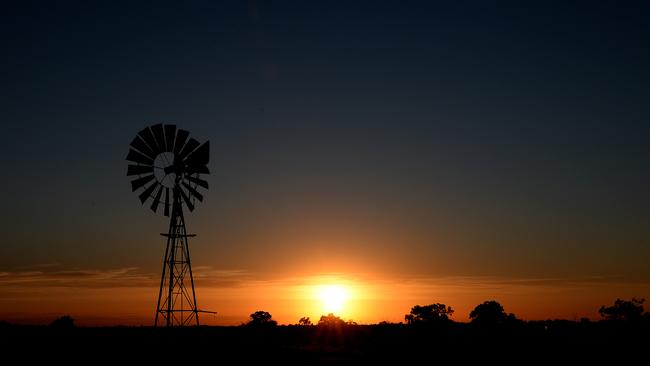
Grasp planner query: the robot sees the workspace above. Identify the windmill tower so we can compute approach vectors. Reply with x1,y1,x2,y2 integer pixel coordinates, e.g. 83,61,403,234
126,123,213,326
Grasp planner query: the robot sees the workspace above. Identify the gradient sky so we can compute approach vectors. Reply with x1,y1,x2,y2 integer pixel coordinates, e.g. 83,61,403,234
1,0,649,325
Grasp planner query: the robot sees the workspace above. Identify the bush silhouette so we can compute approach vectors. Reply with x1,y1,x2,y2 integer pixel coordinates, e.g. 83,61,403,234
50,315,75,329
247,311,277,327
318,313,347,327
405,303,454,324
599,298,645,322
469,301,520,330
298,317,312,326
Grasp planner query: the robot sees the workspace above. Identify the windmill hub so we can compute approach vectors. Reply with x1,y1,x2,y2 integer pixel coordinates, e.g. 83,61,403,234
126,123,212,326
154,152,178,188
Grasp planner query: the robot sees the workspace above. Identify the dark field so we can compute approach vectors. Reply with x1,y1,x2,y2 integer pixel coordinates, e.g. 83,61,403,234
2,321,648,363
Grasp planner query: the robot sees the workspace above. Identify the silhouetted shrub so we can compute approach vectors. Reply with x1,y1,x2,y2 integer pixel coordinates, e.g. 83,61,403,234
247,311,277,327
50,315,75,329
599,298,645,322
298,317,312,326
318,313,347,327
469,301,521,331
405,303,454,325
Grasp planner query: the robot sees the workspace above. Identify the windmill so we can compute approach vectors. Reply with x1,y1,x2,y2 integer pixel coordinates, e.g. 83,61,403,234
126,123,214,326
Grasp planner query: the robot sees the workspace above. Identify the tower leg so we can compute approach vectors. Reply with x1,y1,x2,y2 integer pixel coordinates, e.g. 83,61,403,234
154,236,171,326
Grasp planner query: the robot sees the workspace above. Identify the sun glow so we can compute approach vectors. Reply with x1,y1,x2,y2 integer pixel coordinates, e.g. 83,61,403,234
315,284,350,314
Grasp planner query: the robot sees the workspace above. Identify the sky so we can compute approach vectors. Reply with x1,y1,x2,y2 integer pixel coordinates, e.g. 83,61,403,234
1,0,649,325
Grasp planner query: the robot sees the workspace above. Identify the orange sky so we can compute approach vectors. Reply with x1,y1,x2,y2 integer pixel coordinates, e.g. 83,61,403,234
1,267,648,326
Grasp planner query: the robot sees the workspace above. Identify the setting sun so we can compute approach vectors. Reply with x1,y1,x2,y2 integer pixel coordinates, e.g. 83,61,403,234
315,285,350,314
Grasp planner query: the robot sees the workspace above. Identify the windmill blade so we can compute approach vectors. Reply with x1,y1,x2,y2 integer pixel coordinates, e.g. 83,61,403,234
178,138,200,160
174,129,190,155
184,141,210,167
138,182,159,203
137,127,160,154
164,187,170,216
182,182,204,202
127,164,154,176
130,135,156,158
164,125,176,153
178,186,195,211
130,174,155,191
150,184,164,213
126,149,154,166
150,124,167,152
186,175,209,189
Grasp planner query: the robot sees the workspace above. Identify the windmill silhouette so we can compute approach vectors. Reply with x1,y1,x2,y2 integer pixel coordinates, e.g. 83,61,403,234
126,123,214,326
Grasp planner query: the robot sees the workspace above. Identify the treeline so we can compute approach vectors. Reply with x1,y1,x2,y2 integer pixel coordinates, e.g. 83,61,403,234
4,297,647,330
243,297,649,328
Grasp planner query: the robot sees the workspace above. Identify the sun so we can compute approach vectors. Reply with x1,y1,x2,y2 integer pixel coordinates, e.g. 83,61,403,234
316,285,350,314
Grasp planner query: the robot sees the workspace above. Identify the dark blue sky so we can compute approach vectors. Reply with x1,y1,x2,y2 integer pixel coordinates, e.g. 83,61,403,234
1,1,649,281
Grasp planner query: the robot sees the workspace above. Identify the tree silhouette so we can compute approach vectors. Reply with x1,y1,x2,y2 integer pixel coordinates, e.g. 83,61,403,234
469,301,519,329
247,310,277,327
599,298,645,322
298,317,312,326
406,303,454,324
318,313,347,327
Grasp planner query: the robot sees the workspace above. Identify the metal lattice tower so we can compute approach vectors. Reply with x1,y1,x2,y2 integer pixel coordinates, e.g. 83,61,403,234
155,187,199,326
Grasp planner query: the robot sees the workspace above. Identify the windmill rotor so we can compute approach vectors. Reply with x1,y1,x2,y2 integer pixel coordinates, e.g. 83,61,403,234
126,123,209,215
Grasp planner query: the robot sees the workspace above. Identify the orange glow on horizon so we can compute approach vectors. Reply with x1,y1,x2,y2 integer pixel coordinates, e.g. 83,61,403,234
1,269,649,326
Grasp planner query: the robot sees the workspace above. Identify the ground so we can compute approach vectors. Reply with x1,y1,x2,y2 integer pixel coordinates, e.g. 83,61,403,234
2,321,648,363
